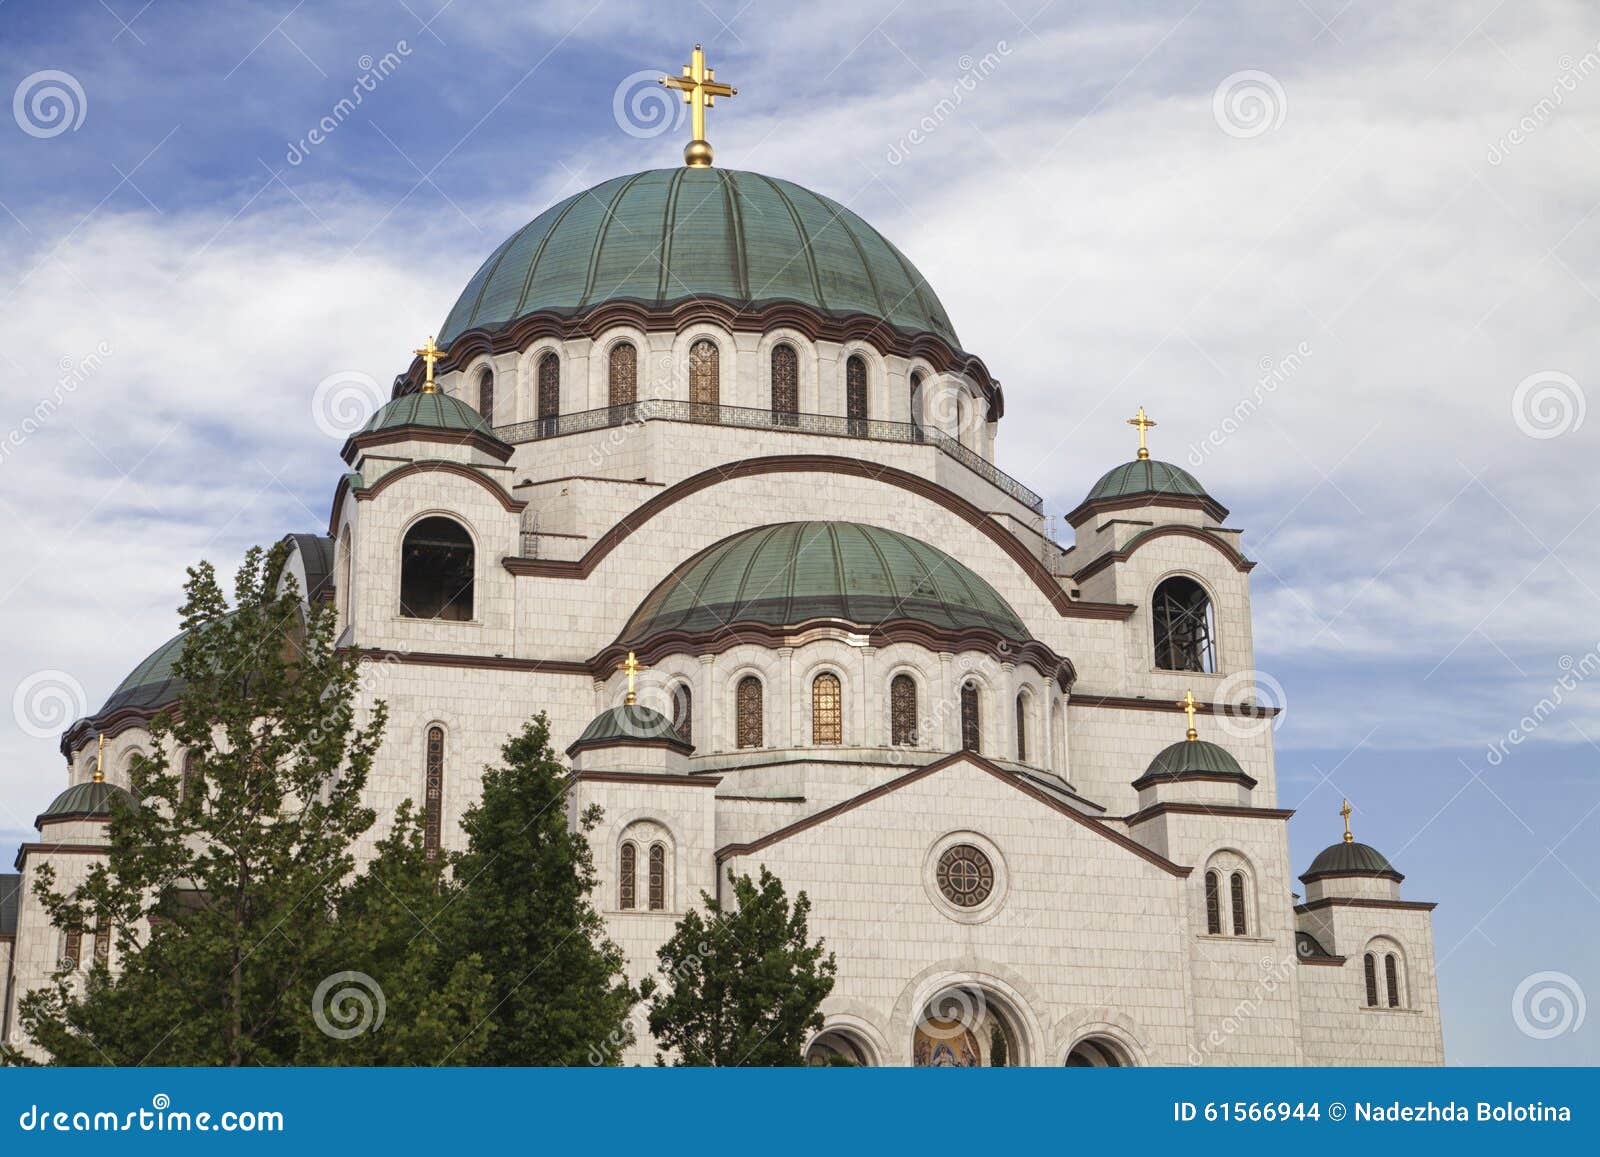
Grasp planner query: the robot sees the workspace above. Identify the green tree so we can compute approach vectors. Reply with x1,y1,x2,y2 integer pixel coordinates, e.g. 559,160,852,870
11,544,388,1065
648,866,836,1066
442,716,637,1065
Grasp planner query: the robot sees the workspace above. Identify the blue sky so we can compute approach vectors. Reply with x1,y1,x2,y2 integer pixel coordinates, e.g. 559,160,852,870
1,0,1597,1065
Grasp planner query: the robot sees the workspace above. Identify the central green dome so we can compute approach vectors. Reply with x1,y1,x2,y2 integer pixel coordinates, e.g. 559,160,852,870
620,521,1028,644
439,168,958,347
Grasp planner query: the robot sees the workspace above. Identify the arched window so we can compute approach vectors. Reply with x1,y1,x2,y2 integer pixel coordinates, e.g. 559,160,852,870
93,911,110,964
648,842,666,911
181,750,199,802
736,676,763,749
1230,871,1248,935
1204,870,1222,935
910,370,925,439
609,341,637,407
1152,576,1216,673
400,517,474,621
846,354,868,436
336,527,353,627
1364,953,1379,1007
890,673,918,745
812,672,842,745
1385,953,1401,1008
62,927,82,970
478,367,495,426
424,725,445,858
771,342,799,427
671,682,693,746
960,681,981,753
619,842,637,910
537,351,560,433
1015,693,1029,763
689,338,719,408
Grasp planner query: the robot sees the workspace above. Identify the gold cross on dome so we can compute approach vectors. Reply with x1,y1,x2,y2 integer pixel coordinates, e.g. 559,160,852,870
661,44,737,168
94,733,105,783
1176,689,1199,741
1340,798,1354,844
1127,406,1157,461
414,335,445,393
621,651,642,706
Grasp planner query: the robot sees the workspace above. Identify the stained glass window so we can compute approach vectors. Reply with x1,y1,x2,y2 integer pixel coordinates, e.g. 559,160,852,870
960,682,980,753
1230,871,1248,935
812,673,842,744
537,352,560,430
619,842,636,909
936,845,994,907
649,843,666,911
772,343,798,426
1385,954,1401,1007
846,354,868,436
609,342,637,407
62,928,81,970
1364,953,1379,1006
890,674,918,745
671,682,693,746
478,368,495,425
424,725,444,858
689,339,719,407
93,913,110,964
1205,870,1222,934
736,676,763,748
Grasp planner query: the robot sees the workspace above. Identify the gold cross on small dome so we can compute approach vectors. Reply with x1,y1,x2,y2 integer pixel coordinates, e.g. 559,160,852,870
1176,689,1199,741
1340,798,1354,844
621,651,643,706
1127,406,1157,461
414,335,445,393
661,44,738,168
93,732,105,783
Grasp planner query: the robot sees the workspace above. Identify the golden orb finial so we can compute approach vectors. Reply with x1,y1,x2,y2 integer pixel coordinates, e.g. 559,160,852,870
414,336,445,393
1340,798,1354,844
661,44,738,168
1176,689,1199,741
1127,405,1157,461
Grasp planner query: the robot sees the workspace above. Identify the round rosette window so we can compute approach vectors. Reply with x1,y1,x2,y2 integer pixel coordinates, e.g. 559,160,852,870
925,834,1007,922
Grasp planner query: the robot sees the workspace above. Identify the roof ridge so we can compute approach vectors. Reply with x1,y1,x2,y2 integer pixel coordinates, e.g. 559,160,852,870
578,171,650,310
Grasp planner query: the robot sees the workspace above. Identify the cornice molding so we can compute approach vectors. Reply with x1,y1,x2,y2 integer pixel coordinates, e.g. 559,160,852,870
1294,896,1437,914
1071,525,1255,582
341,425,513,465
353,460,526,513
1066,492,1229,528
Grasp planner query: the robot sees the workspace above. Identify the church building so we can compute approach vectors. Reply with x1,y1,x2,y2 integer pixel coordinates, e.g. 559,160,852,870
2,48,1444,1066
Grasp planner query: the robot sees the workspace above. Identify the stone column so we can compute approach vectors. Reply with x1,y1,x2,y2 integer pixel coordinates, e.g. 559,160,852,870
777,647,795,749
858,646,876,747
698,654,716,752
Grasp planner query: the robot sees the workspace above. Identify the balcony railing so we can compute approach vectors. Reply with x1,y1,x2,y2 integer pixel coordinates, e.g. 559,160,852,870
494,399,1044,514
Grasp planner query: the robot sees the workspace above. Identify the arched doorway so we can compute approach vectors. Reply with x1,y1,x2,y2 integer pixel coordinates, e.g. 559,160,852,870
912,981,1026,1067
805,1028,875,1067
1065,1036,1133,1067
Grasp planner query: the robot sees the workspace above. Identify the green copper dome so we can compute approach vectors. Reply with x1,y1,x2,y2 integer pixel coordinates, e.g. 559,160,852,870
1086,459,1211,505
1137,738,1250,783
439,168,959,348
620,521,1029,644
39,779,136,823
360,390,495,437
566,704,692,756
1301,841,1402,882
98,628,189,718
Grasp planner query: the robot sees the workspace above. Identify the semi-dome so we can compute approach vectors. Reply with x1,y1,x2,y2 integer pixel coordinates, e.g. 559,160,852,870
1301,840,1402,883
566,703,692,756
439,168,959,348
619,521,1029,645
38,779,136,823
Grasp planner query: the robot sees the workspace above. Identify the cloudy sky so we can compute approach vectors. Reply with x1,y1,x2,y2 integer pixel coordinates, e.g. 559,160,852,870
1,0,1596,1064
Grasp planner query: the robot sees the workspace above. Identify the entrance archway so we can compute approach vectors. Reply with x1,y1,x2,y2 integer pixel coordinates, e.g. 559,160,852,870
1065,1035,1134,1067
912,981,1028,1067
805,1028,875,1067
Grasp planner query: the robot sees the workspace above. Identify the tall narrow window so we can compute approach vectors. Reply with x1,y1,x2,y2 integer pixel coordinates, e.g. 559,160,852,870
890,673,918,745
93,912,110,964
648,843,666,911
1385,954,1401,1008
424,725,444,858
910,370,925,440
619,842,637,910
736,676,763,749
1204,870,1222,935
62,927,82,970
336,527,353,628
771,342,798,427
812,672,842,745
671,683,693,746
1152,576,1216,673
537,351,560,433
846,354,868,436
400,516,474,620
1230,872,1248,936
960,682,980,753
1364,953,1379,1007
181,750,199,803
478,367,495,425
689,339,720,408
1015,694,1028,763
609,341,637,407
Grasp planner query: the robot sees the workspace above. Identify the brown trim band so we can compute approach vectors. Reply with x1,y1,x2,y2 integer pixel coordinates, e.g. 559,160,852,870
14,843,113,870
571,771,720,788
342,425,513,464
717,750,1189,877
1130,769,1258,792
356,648,591,676
1300,868,1405,885
1066,492,1229,528
499,454,1134,621
1071,694,1281,719
1298,955,1348,967
1072,525,1254,582
419,299,1004,418
35,811,113,828
354,460,526,513
1124,803,1295,825
1295,897,1437,913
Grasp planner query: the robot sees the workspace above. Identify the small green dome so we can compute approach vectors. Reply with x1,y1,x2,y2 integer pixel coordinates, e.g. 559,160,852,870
39,779,136,823
1301,841,1402,882
439,168,959,348
566,704,691,756
1086,459,1211,505
1135,739,1253,785
620,521,1029,645
360,390,495,436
